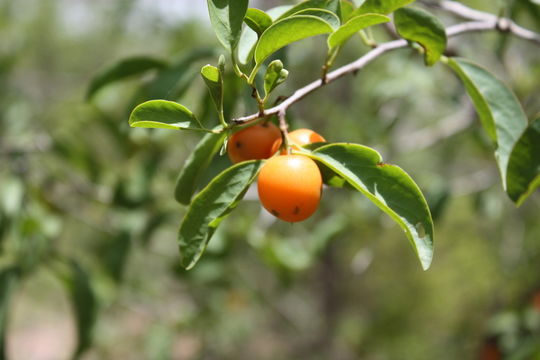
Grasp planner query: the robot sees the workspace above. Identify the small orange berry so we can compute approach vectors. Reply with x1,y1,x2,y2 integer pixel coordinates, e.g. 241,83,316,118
227,122,281,164
257,155,322,222
271,128,326,154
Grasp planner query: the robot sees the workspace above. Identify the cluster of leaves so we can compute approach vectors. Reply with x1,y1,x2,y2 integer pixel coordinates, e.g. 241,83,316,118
1,0,538,358
117,0,540,272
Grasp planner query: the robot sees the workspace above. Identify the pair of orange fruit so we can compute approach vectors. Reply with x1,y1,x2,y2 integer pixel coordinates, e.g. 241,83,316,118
227,122,326,222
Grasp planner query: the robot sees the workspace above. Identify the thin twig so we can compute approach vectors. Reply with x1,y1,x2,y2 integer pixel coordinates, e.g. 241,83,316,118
428,0,540,45
231,10,540,125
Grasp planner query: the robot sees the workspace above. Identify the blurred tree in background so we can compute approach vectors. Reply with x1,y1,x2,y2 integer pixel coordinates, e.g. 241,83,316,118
0,0,539,359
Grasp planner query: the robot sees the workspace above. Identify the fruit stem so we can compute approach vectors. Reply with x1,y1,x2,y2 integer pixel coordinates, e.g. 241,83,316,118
277,109,290,154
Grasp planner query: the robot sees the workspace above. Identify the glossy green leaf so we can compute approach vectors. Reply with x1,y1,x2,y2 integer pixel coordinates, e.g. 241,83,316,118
129,100,203,131
264,60,289,97
276,0,341,20
328,14,389,50
294,8,341,29
309,143,434,270
340,0,356,22
394,7,446,66
178,161,263,269
237,26,258,65
352,0,415,15
200,65,223,115
244,8,273,36
447,58,528,188
254,15,334,65
207,0,249,51
86,56,165,100
175,130,227,205
0,267,18,359
506,117,540,206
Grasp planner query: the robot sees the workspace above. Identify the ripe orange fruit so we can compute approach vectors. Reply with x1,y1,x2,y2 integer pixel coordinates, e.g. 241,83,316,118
257,155,322,222
271,128,326,154
227,122,281,163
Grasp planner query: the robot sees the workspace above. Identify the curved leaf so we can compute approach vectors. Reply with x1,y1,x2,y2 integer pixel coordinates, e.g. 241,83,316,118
54,260,98,359
178,160,263,269
447,58,528,189
144,47,216,101
255,15,334,65
237,26,258,65
340,0,356,22
328,13,390,50
207,0,249,51
309,143,434,270
506,117,540,206
244,8,273,36
175,130,227,205
276,0,341,20
87,56,165,100
394,7,446,66
129,100,203,131
267,6,294,20
294,8,341,29
201,64,223,115
352,0,415,15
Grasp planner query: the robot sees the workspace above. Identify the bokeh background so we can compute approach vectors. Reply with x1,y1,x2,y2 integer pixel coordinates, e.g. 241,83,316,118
1,0,540,359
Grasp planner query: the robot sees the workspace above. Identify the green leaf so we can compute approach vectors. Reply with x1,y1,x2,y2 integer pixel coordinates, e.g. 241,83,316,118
129,100,203,131
506,117,540,206
237,26,258,65
276,0,341,20
207,0,249,51
328,14,390,50
294,8,341,29
352,0,415,15
264,60,289,97
310,143,434,270
178,160,263,269
340,0,356,22
0,267,18,359
267,6,294,20
244,8,273,36
254,15,334,65
98,231,131,283
86,56,165,100
200,64,223,115
175,130,227,205
394,7,447,66
447,58,528,189
143,48,216,101
56,260,98,359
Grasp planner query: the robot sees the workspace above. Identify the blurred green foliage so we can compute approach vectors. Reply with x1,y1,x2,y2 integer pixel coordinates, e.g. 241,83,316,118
0,0,539,359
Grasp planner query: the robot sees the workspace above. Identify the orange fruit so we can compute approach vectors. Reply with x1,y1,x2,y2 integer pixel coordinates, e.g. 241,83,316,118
227,122,281,163
271,128,326,154
257,155,322,222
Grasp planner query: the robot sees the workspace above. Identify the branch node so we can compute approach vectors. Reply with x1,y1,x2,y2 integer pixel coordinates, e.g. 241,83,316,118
321,65,329,85
496,18,511,33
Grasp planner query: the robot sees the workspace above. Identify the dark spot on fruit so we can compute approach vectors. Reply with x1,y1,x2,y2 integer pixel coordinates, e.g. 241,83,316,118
262,122,269,128
235,141,242,148
271,209,280,217
293,206,300,215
